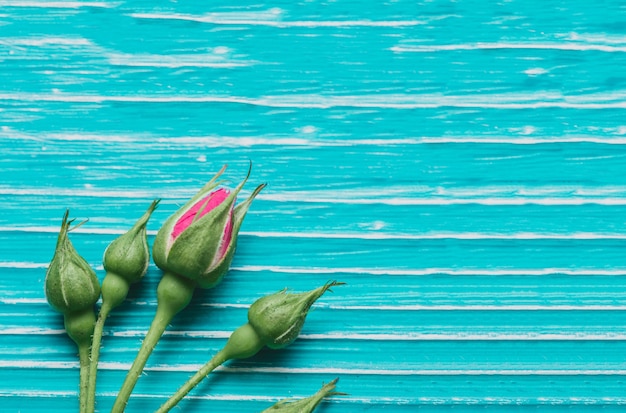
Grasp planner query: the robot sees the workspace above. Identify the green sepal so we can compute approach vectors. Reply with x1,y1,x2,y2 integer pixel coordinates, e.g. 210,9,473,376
195,182,266,288
260,378,343,413
45,210,100,314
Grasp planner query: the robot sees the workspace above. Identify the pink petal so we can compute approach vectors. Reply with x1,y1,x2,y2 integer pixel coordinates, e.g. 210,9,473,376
172,188,230,240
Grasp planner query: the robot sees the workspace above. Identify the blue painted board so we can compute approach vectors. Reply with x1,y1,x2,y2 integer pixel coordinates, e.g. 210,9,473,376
2,1,626,412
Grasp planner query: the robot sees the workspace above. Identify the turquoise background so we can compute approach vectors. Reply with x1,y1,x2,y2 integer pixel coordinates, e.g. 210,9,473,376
2,1,626,411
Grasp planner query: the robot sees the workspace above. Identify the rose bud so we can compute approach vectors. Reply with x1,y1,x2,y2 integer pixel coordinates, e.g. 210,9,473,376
248,280,344,349
45,210,100,339
111,164,265,413
154,281,344,413
86,200,159,413
45,210,100,413
101,199,160,309
260,378,344,413
152,163,266,288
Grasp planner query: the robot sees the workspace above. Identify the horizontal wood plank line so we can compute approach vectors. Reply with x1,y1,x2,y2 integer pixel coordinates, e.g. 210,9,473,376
3,92,626,109
0,1,113,8
5,226,626,240
3,189,626,205
5,360,626,376
2,390,625,407
5,131,626,146
233,266,626,276
4,328,626,342
129,11,432,28
3,261,626,276
391,43,626,53
8,298,626,312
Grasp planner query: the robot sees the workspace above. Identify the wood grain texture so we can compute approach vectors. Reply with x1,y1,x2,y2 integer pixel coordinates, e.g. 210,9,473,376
2,1,626,411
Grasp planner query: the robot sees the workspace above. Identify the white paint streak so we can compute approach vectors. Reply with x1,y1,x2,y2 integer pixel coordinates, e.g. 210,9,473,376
0,1,114,8
391,42,626,53
0,261,49,269
4,91,626,109
5,226,626,241
260,195,626,206
244,231,626,240
3,185,626,205
8,130,626,146
233,265,626,276
0,37,92,47
107,53,255,68
4,360,626,377
130,11,427,28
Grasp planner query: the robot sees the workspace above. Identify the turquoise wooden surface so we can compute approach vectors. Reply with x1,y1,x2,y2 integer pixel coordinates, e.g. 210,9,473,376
2,1,626,411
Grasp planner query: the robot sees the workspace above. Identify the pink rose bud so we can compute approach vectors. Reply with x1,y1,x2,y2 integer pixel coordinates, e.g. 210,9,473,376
152,164,265,288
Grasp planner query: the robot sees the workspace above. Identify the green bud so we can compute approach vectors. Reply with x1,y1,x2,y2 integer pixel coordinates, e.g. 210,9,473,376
152,164,265,289
45,210,100,314
248,281,343,349
103,199,159,284
260,378,343,413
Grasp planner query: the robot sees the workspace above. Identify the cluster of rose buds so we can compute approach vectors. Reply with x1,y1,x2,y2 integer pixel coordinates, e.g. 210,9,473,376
44,164,344,413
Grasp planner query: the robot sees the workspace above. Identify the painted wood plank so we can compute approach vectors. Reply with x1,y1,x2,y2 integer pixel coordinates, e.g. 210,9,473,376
2,1,626,412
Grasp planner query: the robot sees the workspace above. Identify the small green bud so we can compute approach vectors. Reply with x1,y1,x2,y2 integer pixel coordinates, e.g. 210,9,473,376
101,200,159,310
152,164,265,289
45,210,100,314
248,281,343,349
260,378,343,413
103,199,159,284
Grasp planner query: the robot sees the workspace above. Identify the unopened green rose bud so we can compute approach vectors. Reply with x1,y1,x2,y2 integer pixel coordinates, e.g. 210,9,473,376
101,199,159,308
45,210,100,316
44,210,100,413
152,163,265,289
260,378,343,413
248,281,344,349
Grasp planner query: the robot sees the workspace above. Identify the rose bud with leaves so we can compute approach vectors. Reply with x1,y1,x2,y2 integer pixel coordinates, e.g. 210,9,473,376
152,164,265,288
261,378,344,413
45,210,100,413
155,281,344,413
111,164,265,413
86,200,159,413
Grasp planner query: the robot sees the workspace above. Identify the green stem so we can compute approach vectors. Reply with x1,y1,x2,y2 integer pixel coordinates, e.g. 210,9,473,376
155,323,265,413
78,343,91,413
63,309,96,413
88,271,131,413
110,272,196,413
86,301,112,413
154,352,228,413
111,307,170,412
